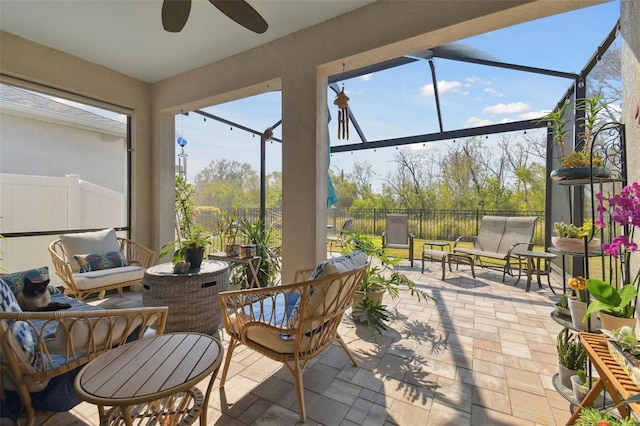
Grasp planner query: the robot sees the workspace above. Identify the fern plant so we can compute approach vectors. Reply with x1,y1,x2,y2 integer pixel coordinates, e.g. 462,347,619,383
343,231,436,337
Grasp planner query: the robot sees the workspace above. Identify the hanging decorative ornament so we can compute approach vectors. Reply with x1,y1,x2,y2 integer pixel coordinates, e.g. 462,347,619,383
333,87,350,140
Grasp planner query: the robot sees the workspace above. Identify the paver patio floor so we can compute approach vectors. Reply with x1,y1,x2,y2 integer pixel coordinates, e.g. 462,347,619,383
34,259,572,425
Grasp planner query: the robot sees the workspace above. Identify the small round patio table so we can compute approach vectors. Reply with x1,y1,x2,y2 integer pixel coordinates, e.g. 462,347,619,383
513,250,557,293
74,332,223,426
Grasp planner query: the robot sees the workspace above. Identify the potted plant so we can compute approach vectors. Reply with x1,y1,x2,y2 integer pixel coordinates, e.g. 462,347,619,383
583,278,637,331
537,94,610,181
217,211,241,256
552,220,600,253
557,327,587,388
236,218,281,288
574,407,635,426
159,176,213,269
570,369,592,402
567,276,597,331
342,231,436,336
555,292,571,319
592,182,640,330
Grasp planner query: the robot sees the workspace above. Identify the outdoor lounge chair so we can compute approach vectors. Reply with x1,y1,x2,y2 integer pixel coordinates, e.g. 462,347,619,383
327,218,353,253
382,214,414,267
218,250,368,422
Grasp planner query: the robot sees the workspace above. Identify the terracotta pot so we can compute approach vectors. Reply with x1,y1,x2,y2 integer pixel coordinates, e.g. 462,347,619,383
568,297,597,331
351,289,385,322
551,236,600,253
599,312,636,332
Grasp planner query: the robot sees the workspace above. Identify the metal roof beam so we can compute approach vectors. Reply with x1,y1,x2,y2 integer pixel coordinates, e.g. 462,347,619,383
330,118,547,153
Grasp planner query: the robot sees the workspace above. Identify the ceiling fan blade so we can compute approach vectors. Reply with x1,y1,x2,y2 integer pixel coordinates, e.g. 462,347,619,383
162,0,192,33
209,0,268,34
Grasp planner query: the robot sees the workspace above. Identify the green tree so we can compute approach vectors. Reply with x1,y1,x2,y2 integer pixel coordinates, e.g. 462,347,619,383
383,150,435,209
194,159,258,208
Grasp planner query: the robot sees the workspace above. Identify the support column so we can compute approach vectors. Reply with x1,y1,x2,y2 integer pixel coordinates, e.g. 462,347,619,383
281,67,329,282
150,111,177,259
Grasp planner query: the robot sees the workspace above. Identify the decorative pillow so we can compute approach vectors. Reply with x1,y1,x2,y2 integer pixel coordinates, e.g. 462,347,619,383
73,249,129,273
0,266,50,293
60,228,120,272
310,250,368,279
0,278,40,369
288,250,367,328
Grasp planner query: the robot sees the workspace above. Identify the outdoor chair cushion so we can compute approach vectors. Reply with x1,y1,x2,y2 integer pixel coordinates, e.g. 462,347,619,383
0,279,39,369
226,292,301,354
0,266,51,294
60,228,121,272
310,250,367,279
0,366,82,422
70,265,145,291
289,250,367,326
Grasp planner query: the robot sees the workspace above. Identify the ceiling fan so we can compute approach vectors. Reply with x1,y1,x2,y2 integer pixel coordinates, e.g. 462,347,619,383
162,0,268,34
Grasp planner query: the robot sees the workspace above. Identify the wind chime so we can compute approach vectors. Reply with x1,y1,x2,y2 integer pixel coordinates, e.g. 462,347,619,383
333,86,350,140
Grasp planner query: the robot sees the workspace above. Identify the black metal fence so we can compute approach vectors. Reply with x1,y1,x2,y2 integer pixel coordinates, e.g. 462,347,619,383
195,207,546,248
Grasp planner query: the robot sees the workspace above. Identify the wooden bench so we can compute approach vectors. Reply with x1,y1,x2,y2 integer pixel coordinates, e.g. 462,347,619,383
421,249,475,280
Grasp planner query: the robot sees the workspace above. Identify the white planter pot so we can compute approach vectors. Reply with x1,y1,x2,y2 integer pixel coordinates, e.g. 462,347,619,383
558,363,577,388
570,375,589,401
568,297,597,331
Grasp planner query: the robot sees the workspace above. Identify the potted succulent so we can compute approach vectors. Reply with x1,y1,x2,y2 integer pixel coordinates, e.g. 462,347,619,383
555,292,572,319
342,231,436,336
537,94,610,181
557,327,587,388
160,176,213,269
552,219,600,253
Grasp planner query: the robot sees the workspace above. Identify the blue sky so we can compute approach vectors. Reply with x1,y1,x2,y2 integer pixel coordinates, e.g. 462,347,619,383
176,1,621,189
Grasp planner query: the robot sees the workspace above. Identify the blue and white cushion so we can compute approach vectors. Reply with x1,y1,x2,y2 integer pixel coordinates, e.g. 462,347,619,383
0,266,50,294
288,250,367,328
0,278,40,369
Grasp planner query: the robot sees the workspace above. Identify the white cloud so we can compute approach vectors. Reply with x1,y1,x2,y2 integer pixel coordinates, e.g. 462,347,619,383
420,80,462,97
360,74,373,81
519,110,547,120
484,102,530,115
484,87,506,98
465,117,493,127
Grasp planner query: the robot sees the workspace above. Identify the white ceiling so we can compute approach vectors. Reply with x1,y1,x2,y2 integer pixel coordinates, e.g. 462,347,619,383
0,0,373,83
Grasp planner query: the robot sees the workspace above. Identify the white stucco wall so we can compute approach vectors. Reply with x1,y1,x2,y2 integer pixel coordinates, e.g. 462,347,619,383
1,110,127,194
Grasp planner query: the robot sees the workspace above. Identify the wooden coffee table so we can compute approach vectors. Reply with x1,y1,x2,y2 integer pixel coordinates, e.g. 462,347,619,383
74,333,223,426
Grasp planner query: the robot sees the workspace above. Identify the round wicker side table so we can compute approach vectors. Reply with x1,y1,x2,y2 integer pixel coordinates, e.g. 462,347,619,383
142,260,230,335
